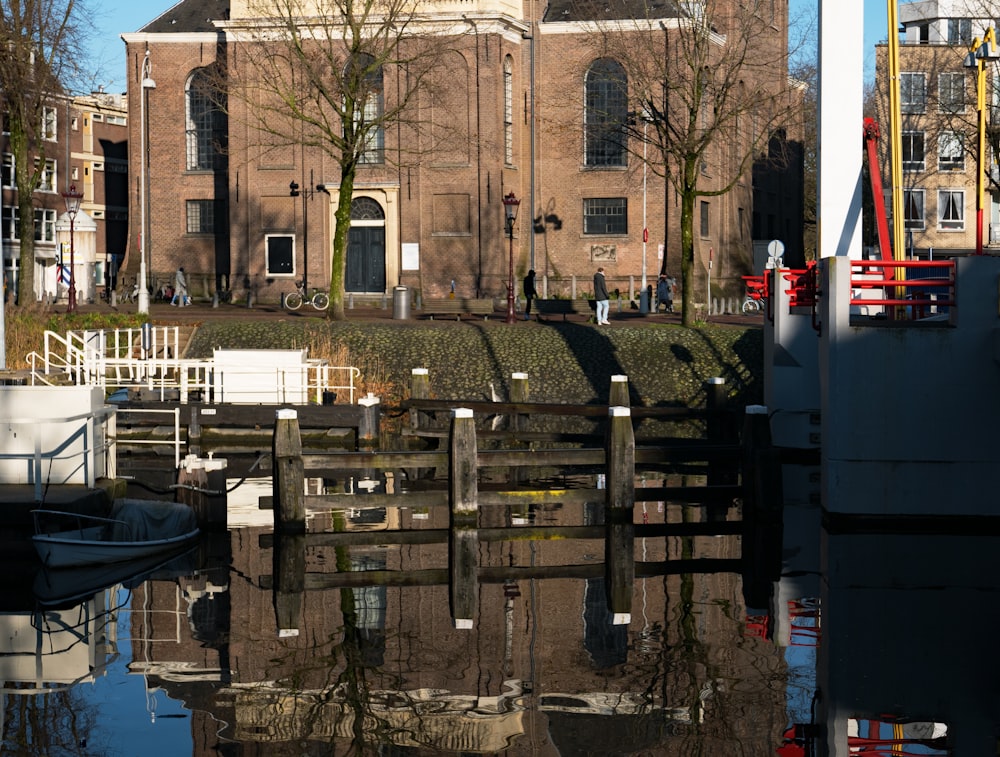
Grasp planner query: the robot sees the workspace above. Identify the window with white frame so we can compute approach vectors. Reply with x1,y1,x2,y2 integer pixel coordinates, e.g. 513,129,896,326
2,153,13,187
948,18,972,44
265,234,295,275
938,189,964,230
584,58,628,167
503,56,513,165
35,158,56,191
345,54,385,165
938,72,965,114
42,106,57,140
186,69,216,171
901,73,926,114
583,198,627,234
2,206,19,240
938,132,964,170
903,189,925,230
34,208,55,242
902,131,925,172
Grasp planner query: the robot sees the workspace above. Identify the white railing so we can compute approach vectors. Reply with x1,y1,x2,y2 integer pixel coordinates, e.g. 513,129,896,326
0,407,117,502
114,407,183,468
27,328,359,404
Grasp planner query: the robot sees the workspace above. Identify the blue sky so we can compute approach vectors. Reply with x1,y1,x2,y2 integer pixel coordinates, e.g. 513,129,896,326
97,1,891,91
88,0,177,92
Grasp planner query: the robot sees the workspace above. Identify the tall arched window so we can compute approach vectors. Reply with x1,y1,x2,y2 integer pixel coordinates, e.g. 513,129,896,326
503,56,513,165
584,58,627,167
186,69,216,171
345,54,385,165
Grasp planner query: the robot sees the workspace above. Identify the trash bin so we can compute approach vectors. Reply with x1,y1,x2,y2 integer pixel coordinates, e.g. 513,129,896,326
639,289,650,314
392,286,410,320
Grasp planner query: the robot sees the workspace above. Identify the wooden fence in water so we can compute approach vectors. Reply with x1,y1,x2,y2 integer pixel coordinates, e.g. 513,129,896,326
259,373,781,636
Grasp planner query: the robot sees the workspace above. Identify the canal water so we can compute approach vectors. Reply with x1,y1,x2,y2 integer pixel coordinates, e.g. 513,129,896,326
1,454,990,755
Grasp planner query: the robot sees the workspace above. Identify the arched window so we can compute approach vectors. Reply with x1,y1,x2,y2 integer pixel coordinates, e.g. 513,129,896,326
351,196,385,220
584,58,627,167
345,54,384,165
503,56,513,165
186,69,216,171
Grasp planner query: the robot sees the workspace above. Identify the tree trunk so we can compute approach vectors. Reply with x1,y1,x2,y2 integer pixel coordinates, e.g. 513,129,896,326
328,169,355,321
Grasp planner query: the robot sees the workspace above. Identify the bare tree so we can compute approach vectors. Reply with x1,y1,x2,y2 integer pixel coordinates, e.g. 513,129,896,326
225,0,447,319
0,0,89,304
584,0,803,325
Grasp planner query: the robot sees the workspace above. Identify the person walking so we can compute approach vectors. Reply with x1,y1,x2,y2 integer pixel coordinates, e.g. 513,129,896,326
593,266,610,325
522,269,538,321
657,272,675,313
172,266,190,306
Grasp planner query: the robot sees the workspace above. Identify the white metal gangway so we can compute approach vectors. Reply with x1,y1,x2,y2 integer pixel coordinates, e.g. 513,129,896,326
26,326,360,405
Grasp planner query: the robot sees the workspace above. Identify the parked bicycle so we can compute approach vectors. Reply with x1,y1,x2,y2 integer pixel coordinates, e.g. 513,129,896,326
284,280,329,311
741,275,767,315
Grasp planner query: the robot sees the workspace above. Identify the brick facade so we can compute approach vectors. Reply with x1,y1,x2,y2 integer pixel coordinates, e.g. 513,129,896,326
123,0,802,306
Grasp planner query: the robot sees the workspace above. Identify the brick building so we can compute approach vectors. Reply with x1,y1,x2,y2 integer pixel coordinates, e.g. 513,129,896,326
1,90,128,302
874,1,1000,256
122,0,802,307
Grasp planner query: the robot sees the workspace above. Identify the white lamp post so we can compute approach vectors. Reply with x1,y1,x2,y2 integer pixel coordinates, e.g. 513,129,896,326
138,51,156,313
61,184,83,312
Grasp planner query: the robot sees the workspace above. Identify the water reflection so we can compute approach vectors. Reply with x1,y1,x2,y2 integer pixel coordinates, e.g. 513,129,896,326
3,462,995,754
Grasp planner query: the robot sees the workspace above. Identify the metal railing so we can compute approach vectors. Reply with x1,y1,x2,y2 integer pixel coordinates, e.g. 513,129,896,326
27,328,359,404
114,407,182,468
0,406,117,502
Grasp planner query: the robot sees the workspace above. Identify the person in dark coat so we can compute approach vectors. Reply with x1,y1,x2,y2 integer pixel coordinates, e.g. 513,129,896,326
593,267,610,324
657,272,675,313
523,269,538,320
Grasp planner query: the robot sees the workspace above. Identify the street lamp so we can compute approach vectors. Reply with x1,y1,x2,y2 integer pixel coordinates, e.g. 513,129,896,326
502,191,520,323
289,169,319,293
138,51,156,313
61,184,83,312
964,28,998,256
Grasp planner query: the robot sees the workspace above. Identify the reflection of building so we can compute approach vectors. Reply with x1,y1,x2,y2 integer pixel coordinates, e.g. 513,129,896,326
874,2,999,256
0,89,127,301
122,0,802,305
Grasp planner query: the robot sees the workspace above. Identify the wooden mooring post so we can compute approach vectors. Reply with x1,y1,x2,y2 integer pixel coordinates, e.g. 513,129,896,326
273,409,304,533
741,404,783,609
449,408,478,628
605,405,635,624
358,394,381,448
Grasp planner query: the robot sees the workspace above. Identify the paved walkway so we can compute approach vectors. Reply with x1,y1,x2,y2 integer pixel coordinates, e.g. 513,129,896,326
67,297,758,327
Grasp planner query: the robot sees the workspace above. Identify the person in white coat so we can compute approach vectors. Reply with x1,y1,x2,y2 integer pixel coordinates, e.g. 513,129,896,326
171,267,190,306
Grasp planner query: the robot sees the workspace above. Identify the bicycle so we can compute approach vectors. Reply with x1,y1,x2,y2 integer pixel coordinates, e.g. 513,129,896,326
741,276,767,315
284,280,329,311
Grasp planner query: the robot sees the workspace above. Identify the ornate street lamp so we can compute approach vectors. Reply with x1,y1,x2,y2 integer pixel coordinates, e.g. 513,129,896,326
502,191,520,324
61,184,83,312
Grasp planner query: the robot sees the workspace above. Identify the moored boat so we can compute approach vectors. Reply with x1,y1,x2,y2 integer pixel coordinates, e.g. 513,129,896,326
32,499,200,569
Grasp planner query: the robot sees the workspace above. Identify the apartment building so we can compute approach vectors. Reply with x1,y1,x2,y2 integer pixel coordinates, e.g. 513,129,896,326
875,0,1000,256
1,89,128,302
122,0,802,305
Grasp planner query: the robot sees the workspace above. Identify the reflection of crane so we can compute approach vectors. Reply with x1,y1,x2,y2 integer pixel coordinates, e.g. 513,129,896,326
863,118,894,262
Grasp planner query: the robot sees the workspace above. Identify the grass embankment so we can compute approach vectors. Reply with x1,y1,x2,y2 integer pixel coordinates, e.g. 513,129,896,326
187,319,763,412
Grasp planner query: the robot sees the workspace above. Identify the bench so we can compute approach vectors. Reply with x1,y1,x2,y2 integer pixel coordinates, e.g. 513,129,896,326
422,297,496,320
534,298,595,321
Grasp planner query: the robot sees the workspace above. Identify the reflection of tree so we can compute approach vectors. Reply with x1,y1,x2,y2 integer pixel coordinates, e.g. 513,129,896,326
3,681,102,753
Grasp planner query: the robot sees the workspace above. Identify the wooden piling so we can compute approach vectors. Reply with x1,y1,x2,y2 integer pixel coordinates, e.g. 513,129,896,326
609,374,630,408
273,409,305,534
358,394,381,448
510,372,529,434
741,404,784,608
409,368,430,431
273,533,304,638
449,408,478,628
605,406,635,624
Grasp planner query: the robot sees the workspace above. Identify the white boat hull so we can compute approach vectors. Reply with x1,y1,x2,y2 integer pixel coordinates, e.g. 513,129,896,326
32,500,200,569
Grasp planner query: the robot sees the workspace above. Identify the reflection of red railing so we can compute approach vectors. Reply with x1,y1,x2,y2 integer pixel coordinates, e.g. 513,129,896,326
851,260,956,318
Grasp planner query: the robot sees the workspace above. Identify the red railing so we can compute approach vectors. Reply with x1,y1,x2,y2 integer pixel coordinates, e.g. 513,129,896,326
850,259,956,319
